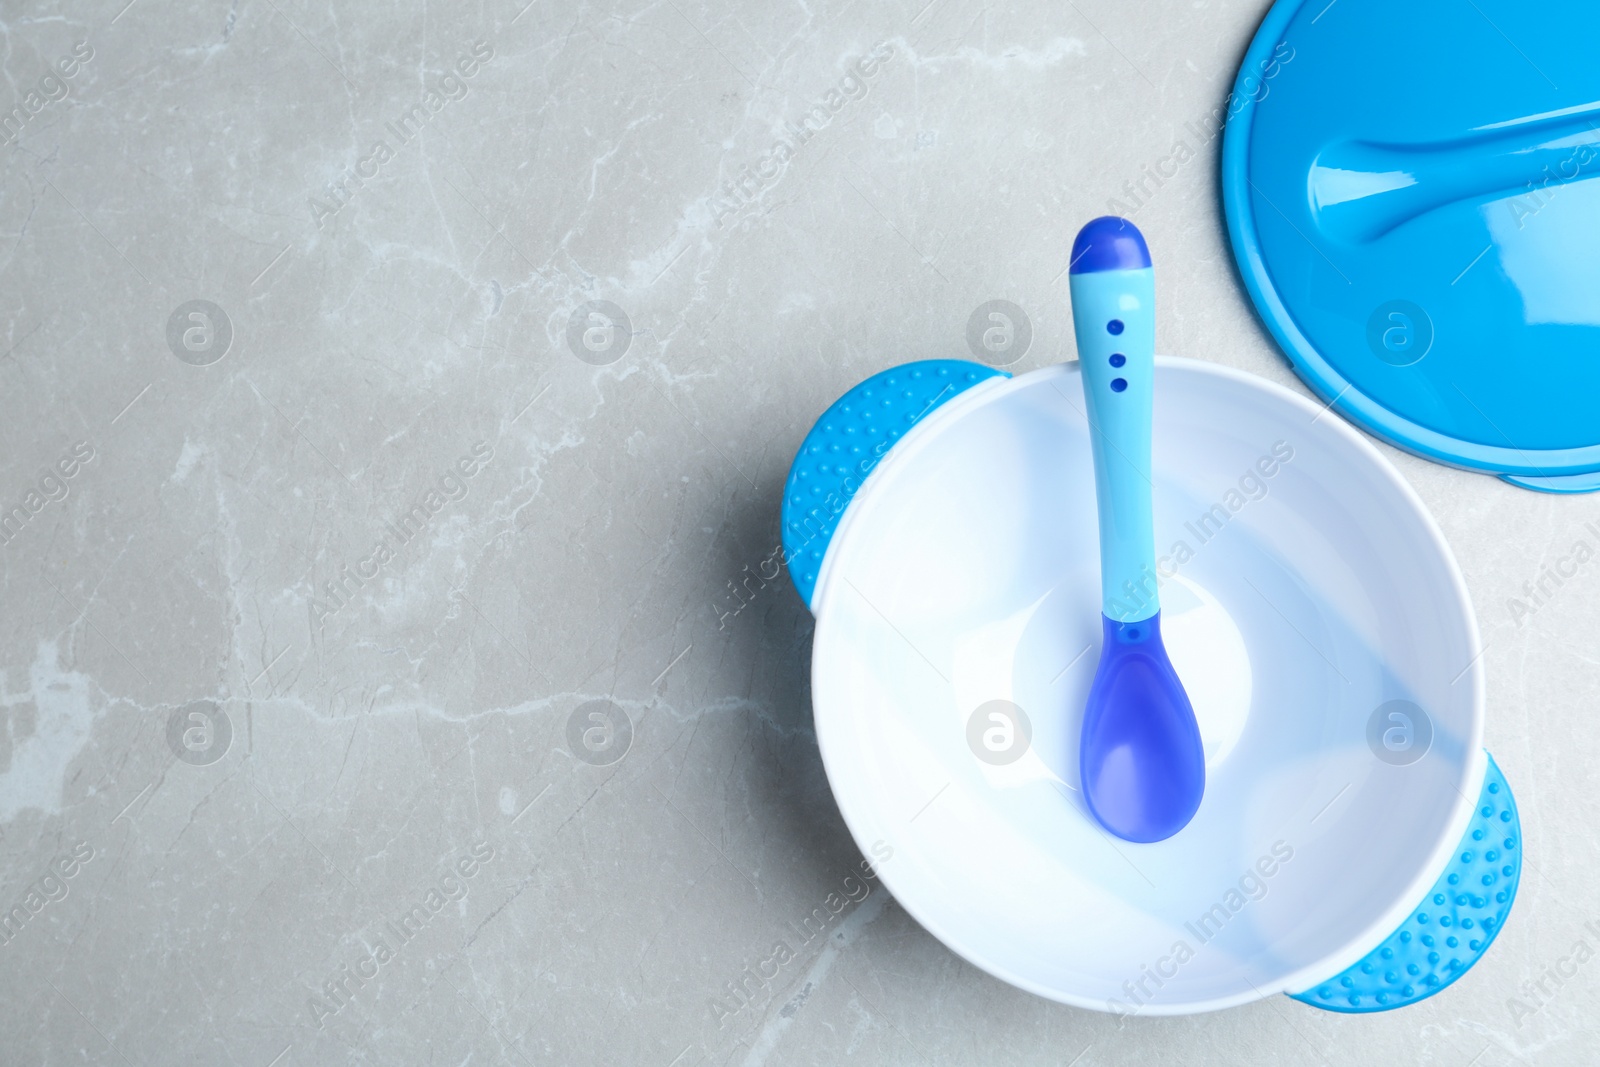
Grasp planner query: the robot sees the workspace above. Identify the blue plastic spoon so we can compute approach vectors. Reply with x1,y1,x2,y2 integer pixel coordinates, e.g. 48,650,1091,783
1069,217,1205,843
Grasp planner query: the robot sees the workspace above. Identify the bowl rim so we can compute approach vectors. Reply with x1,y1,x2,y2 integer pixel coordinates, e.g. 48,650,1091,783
807,356,1486,1013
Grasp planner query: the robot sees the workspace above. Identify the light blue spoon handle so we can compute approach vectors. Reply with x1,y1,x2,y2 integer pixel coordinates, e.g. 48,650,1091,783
1070,218,1157,624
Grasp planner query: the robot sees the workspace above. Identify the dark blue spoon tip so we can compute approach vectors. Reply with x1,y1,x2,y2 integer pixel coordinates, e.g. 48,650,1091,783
1079,612,1205,843
1070,216,1151,275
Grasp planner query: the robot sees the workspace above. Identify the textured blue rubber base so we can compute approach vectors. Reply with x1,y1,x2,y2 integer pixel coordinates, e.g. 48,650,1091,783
1292,752,1520,1012
781,360,1007,609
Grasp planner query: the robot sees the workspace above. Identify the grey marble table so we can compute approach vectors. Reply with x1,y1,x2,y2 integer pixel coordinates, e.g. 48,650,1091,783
0,0,1595,1064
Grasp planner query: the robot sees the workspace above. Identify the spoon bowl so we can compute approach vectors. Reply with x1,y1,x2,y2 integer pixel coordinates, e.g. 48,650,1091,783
1080,613,1205,841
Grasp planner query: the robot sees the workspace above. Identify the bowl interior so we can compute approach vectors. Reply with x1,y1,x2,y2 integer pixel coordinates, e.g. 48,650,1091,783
808,360,1481,1013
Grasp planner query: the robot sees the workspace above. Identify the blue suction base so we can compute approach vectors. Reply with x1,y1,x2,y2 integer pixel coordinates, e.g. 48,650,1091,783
1291,752,1521,1012
781,360,1007,609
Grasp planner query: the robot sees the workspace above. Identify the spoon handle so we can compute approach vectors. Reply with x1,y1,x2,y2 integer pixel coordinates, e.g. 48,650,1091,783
1070,216,1157,624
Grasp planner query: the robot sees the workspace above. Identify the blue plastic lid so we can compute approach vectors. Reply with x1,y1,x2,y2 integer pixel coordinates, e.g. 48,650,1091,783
1222,0,1600,492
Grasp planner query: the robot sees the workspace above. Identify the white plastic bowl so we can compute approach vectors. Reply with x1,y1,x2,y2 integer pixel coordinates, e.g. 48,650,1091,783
803,358,1487,1014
